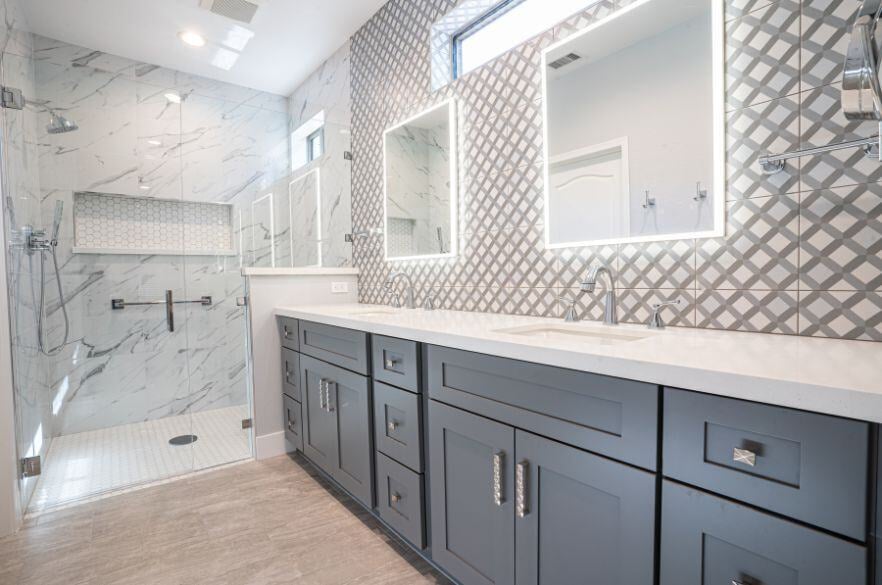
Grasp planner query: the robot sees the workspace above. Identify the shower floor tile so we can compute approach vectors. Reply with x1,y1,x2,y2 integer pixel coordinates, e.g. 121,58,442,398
28,405,252,514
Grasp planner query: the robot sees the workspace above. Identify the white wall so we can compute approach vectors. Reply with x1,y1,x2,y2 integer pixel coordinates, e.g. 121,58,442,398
244,269,358,460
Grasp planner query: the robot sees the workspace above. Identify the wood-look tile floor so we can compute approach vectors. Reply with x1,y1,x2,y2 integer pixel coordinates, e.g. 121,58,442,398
0,454,451,585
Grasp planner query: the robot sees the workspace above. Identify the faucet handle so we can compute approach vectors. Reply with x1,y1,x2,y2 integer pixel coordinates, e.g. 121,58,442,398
386,290,402,309
557,294,581,323
423,291,439,311
647,299,683,330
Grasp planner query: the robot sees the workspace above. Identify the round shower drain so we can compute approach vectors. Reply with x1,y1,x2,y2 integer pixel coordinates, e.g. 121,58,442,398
169,434,198,446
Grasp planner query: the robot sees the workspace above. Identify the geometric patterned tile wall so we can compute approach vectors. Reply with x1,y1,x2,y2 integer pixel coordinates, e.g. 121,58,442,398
350,0,882,341
74,192,234,253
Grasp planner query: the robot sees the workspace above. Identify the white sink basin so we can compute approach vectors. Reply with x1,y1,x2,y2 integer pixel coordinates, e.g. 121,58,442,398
346,308,399,318
494,324,651,345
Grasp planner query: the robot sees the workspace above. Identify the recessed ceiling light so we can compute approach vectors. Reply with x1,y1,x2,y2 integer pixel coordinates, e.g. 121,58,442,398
164,93,182,104
178,30,206,47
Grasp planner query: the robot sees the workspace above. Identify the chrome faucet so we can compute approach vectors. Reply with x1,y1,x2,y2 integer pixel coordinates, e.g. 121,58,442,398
581,265,618,325
384,271,416,309
647,299,682,330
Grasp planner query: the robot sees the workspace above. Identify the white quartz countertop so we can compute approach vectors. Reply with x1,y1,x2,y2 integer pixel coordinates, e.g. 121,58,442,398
275,304,882,423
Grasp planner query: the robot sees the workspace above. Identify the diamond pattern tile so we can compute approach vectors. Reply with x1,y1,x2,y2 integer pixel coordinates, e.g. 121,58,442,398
348,0,881,341
725,0,800,110
801,0,854,91
727,96,801,200
800,83,882,191
799,291,882,341
800,184,882,291
697,289,799,334
697,194,800,290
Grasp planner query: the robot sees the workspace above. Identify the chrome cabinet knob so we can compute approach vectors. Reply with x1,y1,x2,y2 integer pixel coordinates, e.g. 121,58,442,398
733,447,757,467
287,421,296,432
390,492,402,504
387,421,399,433
384,357,400,370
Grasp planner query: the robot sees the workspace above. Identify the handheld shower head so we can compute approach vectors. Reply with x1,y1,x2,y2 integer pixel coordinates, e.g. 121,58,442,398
51,200,63,243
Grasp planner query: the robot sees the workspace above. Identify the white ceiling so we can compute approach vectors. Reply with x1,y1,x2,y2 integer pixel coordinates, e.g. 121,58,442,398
21,0,389,96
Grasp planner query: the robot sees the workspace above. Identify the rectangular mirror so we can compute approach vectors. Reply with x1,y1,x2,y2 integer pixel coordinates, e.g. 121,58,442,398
542,0,724,248
384,100,458,261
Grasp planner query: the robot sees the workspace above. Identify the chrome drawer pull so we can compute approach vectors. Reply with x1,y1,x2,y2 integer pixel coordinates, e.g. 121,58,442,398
324,380,336,413
388,420,399,433
390,492,402,504
318,379,327,411
492,451,505,506
516,461,529,518
733,447,757,467
384,357,400,369
287,421,296,432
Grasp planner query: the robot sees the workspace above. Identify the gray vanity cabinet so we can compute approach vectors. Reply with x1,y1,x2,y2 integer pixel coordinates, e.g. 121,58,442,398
515,431,656,585
429,401,515,585
300,353,373,508
660,481,866,585
429,401,657,585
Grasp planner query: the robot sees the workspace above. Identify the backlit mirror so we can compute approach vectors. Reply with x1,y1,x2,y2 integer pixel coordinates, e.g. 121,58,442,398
384,100,458,261
542,0,724,248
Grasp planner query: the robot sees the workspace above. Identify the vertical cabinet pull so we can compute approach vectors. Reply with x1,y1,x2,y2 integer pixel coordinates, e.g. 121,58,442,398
516,461,529,518
492,451,505,506
325,380,336,412
318,378,327,410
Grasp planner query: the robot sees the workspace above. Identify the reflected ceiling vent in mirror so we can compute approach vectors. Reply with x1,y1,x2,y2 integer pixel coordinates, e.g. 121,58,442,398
548,53,581,70
199,0,263,24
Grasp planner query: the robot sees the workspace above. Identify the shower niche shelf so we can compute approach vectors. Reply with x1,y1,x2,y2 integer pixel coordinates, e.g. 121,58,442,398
71,192,236,257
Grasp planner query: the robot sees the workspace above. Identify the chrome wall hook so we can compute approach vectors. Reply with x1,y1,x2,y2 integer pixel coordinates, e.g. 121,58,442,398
642,190,656,209
693,182,708,201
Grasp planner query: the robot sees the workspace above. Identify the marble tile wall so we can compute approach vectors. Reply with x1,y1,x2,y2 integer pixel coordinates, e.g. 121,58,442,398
30,34,293,435
350,0,882,341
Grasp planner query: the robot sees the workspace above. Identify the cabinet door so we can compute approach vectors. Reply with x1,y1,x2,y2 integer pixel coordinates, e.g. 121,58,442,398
429,401,515,585
515,431,656,585
300,355,339,474
328,364,374,508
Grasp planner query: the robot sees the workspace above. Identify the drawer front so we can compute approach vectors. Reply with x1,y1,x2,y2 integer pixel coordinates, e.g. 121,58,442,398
374,382,422,472
283,394,303,452
660,481,866,585
278,316,299,351
376,452,425,550
663,388,869,540
372,335,419,393
427,345,659,470
281,348,301,402
299,321,370,375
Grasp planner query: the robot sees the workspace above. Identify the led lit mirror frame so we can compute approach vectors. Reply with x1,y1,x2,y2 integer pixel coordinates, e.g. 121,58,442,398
540,0,726,249
383,99,459,262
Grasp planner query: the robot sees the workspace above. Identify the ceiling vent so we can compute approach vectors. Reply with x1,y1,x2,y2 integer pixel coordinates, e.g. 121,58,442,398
548,53,582,70
199,0,262,24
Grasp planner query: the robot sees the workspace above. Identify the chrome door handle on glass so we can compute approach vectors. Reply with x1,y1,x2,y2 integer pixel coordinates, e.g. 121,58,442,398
110,291,212,333
515,461,529,518
492,451,505,506
733,447,757,467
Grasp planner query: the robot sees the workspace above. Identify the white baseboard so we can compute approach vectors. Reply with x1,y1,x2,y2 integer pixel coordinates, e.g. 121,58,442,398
255,431,292,460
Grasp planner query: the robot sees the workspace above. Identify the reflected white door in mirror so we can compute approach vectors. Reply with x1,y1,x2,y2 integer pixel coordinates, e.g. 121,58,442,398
383,100,458,261
542,0,725,248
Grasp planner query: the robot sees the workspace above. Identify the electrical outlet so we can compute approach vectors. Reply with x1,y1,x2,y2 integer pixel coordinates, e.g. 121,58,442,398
331,282,349,294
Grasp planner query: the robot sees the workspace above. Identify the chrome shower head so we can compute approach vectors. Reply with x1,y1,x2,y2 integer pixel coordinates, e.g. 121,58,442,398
46,111,78,134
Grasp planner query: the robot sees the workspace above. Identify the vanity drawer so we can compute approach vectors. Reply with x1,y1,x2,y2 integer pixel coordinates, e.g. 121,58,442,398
281,348,301,402
663,388,869,540
660,481,866,585
372,335,419,393
283,394,303,452
376,452,425,550
374,381,422,472
299,321,370,375
427,345,659,470
278,316,299,351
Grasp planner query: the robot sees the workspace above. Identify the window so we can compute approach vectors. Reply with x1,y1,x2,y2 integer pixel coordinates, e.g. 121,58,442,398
306,128,324,162
453,0,597,78
291,110,325,171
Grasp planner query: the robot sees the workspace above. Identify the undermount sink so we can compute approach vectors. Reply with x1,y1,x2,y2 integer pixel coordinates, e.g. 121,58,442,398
346,308,399,318
494,324,652,345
